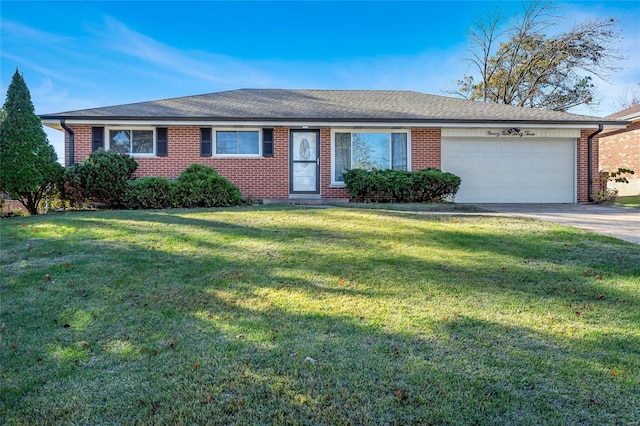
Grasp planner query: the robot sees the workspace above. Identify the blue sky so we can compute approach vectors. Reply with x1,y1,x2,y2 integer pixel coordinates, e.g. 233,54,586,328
1,1,639,162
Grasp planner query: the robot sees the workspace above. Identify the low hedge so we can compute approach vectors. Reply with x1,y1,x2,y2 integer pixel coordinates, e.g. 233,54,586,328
124,164,243,209
172,164,243,208
65,156,244,210
344,168,461,202
123,177,175,210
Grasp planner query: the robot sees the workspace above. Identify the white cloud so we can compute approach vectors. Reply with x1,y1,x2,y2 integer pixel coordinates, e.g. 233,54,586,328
96,16,286,89
0,19,73,44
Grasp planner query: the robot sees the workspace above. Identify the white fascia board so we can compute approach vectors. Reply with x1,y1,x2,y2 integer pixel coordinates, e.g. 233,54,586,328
42,122,65,131
43,119,439,128
438,123,626,130
614,112,640,121
41,118,626,131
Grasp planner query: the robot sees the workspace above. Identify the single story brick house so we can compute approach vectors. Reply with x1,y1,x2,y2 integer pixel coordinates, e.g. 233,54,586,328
40,89,628,203
599,104,640,196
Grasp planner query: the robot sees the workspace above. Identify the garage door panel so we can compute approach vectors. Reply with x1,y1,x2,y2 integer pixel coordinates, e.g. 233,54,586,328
480,155,498,169
534,156,557,171
497,153,517,164
495,171,515,183
477,171,500,185
468,140,495,152
537,173,558,185
546,155,570,170
549,142,572,154
532,141,551,153
514,141,533,153
514,156,532,169
497,140,515,152
519,171,538,182
442,139,575,203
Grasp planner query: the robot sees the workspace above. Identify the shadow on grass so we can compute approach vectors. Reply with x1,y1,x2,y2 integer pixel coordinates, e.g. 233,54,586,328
103,207,640,303
1,207,639,424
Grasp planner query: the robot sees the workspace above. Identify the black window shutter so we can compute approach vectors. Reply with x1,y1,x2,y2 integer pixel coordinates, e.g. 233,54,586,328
92,127,104,152
262,128,274,157
200,128,212,157
156,127,168,157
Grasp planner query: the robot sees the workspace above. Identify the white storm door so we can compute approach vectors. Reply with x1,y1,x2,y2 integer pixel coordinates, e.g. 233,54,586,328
290,130,320,194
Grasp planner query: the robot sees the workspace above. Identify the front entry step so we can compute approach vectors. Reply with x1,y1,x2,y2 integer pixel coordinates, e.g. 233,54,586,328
263,198,350,205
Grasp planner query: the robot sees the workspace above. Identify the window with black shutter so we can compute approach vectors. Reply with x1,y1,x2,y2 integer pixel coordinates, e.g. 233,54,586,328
200,128,212,157
92,127,104,152
262,128,274,157
156,127,168,157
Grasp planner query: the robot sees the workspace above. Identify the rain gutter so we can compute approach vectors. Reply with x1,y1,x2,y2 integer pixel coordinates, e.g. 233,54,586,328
587,124,604,202
60,119,74,166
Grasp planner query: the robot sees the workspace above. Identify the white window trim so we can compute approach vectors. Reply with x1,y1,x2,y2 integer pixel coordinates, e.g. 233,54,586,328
105,127,157,157
330,129,412,186
212,128,262,158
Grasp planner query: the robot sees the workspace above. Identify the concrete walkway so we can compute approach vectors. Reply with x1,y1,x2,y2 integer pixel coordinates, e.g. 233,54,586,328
475,204,640,245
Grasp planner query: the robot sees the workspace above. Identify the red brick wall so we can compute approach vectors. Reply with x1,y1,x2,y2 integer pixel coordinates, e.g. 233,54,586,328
411,128,441,170
576,129,602,203
67,126,290,199
2,199,27,214
320,128,443,198
65,126,92,166
64,124,599,203
320,128,349,198
66,126,436,200
599,120,640,171
598,121,640,196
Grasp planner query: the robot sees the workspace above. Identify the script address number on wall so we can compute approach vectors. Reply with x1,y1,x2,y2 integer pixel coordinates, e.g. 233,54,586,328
486,128,537,137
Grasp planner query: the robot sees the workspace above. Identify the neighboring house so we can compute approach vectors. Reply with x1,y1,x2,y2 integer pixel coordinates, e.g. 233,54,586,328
599,104,640,196
40,89,628,203
1,193,28,214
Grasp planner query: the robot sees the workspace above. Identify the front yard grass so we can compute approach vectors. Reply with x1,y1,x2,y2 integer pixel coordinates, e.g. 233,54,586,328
1,206,638,424
335,202,484,212
616,195,640,208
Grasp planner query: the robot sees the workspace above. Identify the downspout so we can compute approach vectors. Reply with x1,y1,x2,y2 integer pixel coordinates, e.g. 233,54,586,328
60,119,74,166
587,124,603,203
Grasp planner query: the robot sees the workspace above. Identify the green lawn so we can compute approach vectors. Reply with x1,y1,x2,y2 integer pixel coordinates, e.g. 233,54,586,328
616,195,640,208
1,206,639,425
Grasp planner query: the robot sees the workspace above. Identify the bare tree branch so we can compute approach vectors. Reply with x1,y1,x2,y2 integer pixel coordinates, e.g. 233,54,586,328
449,0,623,111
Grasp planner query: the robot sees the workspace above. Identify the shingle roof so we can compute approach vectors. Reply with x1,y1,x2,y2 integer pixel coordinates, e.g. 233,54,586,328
40,89,626,125
606,104,640,120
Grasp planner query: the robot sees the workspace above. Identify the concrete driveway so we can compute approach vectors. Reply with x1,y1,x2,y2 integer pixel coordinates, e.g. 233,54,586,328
476,204,640,245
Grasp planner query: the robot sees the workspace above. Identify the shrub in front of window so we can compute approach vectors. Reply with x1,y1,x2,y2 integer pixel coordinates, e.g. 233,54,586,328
343,169,412,202
343,168,461,202
410,168,461,202
63,150,138,207
123,177,176,210
173,164,242,208
383,169,413,201
343,169,375,201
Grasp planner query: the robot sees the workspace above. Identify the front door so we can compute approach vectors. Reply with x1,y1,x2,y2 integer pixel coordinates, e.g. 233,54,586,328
290,130,320,194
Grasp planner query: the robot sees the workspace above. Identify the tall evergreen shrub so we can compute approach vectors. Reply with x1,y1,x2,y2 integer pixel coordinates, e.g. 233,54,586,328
0,70,63,214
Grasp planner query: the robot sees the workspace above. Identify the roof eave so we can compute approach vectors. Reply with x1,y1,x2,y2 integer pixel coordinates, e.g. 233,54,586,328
40,115,630,129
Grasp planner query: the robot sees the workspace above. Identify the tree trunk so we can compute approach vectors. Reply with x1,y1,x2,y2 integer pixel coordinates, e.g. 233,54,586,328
22,195,39,215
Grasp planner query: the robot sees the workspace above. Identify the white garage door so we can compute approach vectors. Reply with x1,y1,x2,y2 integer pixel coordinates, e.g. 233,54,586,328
441,139,575,203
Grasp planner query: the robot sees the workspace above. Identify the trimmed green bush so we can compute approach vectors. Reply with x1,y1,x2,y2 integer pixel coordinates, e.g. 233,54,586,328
173,164,242,207
410,168,461,202
64,150,138,207
124,177,175,210
344,168,461,202
343,169,375,202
